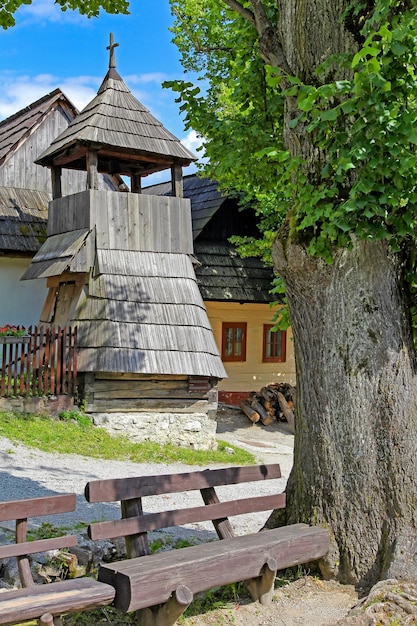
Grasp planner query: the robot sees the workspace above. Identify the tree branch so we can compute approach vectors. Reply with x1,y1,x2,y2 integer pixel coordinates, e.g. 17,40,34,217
221,0,293,74
221,0,256,26
249,0,293,73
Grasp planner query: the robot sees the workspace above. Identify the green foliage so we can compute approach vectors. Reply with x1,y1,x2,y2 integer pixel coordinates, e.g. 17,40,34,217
58,410,92,428
167,0,287,230
0,411,256,466
286,7,417,263
168,0,417,342
169,0,417,251
0,0,129,28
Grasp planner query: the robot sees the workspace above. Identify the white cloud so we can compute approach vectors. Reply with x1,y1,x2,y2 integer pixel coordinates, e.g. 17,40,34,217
126,73,169,86
0,72,100,120
16,0,85,25
182,130,204,155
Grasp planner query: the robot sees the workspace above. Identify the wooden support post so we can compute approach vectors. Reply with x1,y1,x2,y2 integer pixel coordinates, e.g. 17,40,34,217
200,487,234,539
16,518,34,588
121,498,150,557
86,150,99,190
51,166,62,199
131,172,142,193
39,613,54,625
137,585,193,626
244,557,277,605
171,164,183,197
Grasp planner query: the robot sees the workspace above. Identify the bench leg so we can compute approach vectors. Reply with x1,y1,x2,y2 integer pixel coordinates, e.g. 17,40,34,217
245,557,277,605
137,585,193,626
38,614,62,626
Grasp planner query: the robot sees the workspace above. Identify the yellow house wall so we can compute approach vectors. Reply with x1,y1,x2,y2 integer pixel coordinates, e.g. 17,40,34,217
205,301,296,392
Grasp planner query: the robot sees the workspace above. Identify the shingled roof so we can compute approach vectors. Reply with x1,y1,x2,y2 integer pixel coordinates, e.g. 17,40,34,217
0,89,77,167
36,46,195,177
0,187,49,254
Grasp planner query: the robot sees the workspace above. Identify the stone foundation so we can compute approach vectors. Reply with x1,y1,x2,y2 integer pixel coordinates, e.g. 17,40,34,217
0,395,74,416
91,411,218,451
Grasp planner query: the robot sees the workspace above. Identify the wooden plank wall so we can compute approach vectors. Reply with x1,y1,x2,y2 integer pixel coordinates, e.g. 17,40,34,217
47,190,193,254
0,108,90,194
81,373,217,415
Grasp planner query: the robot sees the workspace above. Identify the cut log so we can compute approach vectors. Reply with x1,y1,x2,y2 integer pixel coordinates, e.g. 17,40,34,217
240,400,260,423
277,392,295,433
250,399,269,420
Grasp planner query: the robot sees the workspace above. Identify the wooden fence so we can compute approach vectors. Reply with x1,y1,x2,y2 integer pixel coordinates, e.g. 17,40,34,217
0,326,77,398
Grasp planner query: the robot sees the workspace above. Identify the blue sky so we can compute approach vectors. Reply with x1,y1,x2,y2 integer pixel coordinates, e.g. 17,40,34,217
1,0,201,178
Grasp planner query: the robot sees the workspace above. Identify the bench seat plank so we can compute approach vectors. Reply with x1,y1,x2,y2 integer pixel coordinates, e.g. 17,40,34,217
89,493,286,540
85,464,282,502
0,578,116,626
98,523,329,613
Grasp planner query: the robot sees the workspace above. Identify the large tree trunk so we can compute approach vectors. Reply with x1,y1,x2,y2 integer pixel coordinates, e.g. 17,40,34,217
224,0,417,587
268,238,417,587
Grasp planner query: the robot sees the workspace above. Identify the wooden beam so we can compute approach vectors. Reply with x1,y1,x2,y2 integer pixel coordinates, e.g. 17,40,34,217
171,164,183,198
131,172,142,193
51,166,62,200
87,150,99,190
52,145,88,167
98,524,330,612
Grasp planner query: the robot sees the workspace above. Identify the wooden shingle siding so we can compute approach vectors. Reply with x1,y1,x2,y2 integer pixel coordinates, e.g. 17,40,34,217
96,249,196,279
76,299,211,328
78,347,224,378
21,229,91,279
70,249,226,377
90,274,205,307
75,321,219,354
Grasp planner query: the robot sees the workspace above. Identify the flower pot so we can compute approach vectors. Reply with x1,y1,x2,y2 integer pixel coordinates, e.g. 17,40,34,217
0,336,30,344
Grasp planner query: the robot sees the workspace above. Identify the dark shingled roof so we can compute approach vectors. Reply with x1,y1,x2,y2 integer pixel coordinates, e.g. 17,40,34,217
36,68,196,176
194,240,275,303
0,187,49,254
0,89,77,166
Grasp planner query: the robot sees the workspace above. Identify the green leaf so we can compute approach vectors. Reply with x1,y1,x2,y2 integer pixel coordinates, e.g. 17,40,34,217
321,107,340,121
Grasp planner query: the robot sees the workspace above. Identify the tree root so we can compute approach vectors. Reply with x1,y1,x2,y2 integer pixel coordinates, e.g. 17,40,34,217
339,579,417,624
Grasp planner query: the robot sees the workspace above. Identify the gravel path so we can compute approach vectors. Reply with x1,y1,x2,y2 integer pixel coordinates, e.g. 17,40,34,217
0,408,294,542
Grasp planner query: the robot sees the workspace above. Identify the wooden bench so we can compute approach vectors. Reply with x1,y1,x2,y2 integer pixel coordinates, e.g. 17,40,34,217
0,493,115,626
85,463,329,626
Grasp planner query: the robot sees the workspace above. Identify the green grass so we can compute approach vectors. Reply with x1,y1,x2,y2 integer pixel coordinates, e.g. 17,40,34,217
0,411,255,466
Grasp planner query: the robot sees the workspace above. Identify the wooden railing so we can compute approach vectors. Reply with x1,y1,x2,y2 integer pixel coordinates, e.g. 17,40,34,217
0,325,77,398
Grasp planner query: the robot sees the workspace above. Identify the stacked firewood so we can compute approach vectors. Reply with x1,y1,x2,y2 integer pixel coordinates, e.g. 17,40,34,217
240,383,296,433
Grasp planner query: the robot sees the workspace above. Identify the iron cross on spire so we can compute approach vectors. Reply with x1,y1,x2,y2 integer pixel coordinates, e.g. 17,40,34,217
107,33,119,69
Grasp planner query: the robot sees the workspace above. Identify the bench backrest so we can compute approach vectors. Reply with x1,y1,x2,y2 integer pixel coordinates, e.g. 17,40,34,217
0,493,78,587
85,464,285,558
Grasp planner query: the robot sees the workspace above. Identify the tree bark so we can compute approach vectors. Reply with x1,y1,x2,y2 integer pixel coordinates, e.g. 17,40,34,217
219,0,417,587
268,237,417,587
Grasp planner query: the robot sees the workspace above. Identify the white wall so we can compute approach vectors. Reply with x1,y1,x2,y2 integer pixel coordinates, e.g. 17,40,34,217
0,257,47,330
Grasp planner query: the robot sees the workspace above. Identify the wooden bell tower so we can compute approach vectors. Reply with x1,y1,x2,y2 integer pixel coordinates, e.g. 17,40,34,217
22,35,226,436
